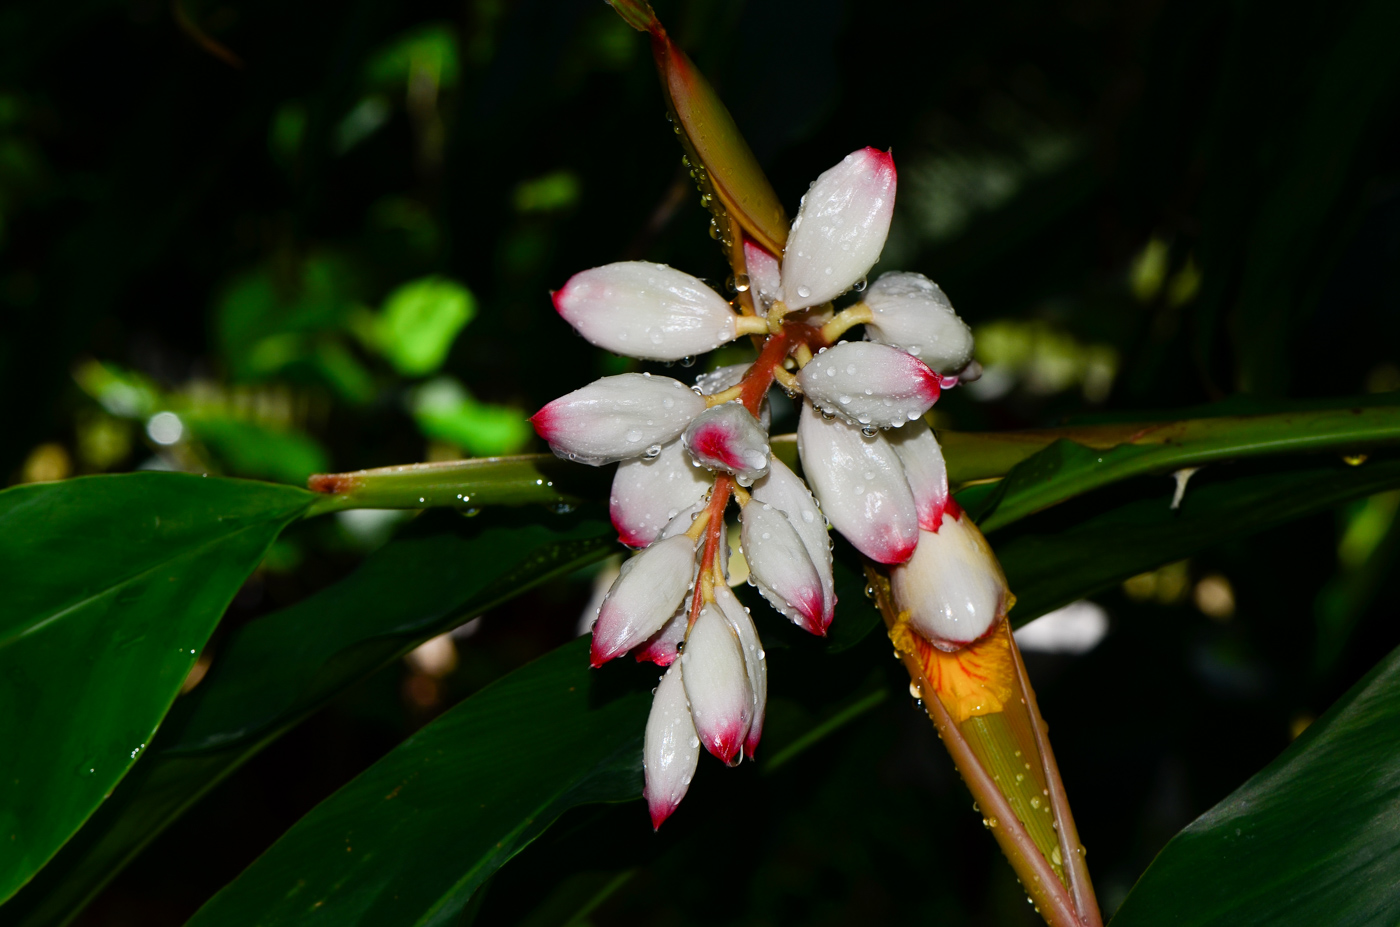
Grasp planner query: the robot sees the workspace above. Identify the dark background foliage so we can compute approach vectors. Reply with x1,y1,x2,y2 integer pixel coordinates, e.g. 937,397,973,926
2,0,1398,923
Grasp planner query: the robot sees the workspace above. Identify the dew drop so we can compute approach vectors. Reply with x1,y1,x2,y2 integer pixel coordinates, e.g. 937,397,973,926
625,429,644,443
734,274,750,292
853,276,868,293
644,444,663,459
680,355,696,368
861,425,878,438
846,364,857,375
796,285,812,299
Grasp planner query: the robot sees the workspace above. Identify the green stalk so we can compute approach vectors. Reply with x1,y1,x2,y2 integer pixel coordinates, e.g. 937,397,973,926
302,455,608,518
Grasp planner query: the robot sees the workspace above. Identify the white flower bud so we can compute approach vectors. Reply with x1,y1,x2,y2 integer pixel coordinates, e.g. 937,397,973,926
796,341,941,429
590,534,697,666
682,604,752,764
643,661,700,829
749,458,835,634
531,373,706,466
682,403,771,486
741,499,827,636
553,261,739,361
886,418,950,531
694,362,770,430
610,438,711,548
714,583,767,759
796,402,919,564
782,148,896,311
889,514,1009,650
863,272,974,376
636,606,688,666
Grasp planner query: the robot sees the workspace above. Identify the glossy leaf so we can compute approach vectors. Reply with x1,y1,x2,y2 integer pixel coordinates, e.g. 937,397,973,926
1111,639,1400,927
964,404,1400,531
185,638,649,927
0,474,313,903
991,455,1400,624
4,510,615,927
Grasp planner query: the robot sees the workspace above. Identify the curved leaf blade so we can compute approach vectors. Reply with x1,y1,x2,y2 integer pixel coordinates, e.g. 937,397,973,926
4,511,615,927
969,405,1400,532
185,638,649,927
1110,640,1400,927
993,456,1400,624
0,474,312,902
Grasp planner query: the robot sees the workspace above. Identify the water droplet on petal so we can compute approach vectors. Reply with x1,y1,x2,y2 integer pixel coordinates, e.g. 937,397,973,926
796,285,812,299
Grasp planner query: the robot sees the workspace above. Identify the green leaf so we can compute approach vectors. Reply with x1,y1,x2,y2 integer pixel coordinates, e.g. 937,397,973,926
4,511,616,927
364,23,461,92
966,405,1400,532
370,276,475,377
186,415,330,485
1110,639,1400,927
185,638,648,927
411,377,531,457
0,473,313,903
990,455,1400,624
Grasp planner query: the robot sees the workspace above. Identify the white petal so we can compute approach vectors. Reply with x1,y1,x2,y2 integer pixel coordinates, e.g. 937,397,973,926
863,272,975,375
636,606,688,666
781,147,896,310
681,603,752,763
714,583,767,758
743,240,783,312
889,515,1009,649
796,402,919,564
590,534,697,665
531,373,706,465
682,403,771,485
643,661,700,829
886,418,950,531
796,341,941,429
554,261,739,361
749,458,835,633
610,438,712,548
740,499,827,636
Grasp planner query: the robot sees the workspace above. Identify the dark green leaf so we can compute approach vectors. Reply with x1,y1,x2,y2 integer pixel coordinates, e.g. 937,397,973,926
185,638,649,927
0,474,312,903
991,456,1400,624
5,510,615,927
186,415,330,485
1110,639,1400,927
968,405,1400,532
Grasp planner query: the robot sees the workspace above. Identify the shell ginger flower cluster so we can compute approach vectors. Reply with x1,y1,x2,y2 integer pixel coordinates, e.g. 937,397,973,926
531,147,1011,828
